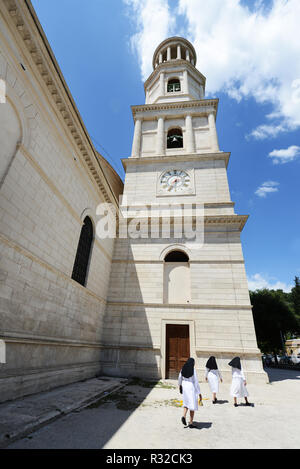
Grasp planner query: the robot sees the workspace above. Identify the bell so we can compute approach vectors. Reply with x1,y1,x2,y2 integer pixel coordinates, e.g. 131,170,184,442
172,136,178,142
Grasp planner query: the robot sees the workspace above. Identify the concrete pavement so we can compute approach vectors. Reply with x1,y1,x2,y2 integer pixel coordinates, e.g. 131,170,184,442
0,376,128,448
1,368,300,449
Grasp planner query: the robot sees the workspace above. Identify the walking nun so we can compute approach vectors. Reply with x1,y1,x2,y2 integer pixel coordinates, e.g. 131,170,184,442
205,356,223,403
178,358,201,428
228,357,251,407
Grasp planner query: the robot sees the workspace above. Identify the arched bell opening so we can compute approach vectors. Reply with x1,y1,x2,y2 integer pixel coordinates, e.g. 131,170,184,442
167,128,183,149
164,250,189,262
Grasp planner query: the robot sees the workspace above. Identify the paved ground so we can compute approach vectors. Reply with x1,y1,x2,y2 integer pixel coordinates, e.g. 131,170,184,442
2,368,300,449
0,376,128,448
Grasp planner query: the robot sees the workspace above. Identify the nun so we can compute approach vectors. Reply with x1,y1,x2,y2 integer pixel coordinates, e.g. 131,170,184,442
228,357,251,407
205,356,223,403
178,357,201,428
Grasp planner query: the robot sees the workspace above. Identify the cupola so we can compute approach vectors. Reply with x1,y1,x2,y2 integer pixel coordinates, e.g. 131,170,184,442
144,37,206,105
152,37,197,68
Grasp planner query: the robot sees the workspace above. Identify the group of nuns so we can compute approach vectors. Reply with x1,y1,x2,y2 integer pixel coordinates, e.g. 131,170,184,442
178,356,251,428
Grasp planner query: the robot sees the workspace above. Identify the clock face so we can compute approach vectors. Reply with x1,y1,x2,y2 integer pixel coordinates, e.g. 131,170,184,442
160,169,190,193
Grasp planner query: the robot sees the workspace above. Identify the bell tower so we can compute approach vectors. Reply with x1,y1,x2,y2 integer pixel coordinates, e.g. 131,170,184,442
102,37,267,384
130,37,219,160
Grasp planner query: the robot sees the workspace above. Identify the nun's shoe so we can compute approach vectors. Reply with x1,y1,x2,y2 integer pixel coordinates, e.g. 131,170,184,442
213,399,217,404
181,416,187,426
234,403,238,407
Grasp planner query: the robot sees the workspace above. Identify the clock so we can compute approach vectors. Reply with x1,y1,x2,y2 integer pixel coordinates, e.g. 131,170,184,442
160,169,190,193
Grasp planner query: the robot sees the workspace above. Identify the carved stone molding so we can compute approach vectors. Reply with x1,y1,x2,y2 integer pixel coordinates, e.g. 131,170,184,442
131,98,219,117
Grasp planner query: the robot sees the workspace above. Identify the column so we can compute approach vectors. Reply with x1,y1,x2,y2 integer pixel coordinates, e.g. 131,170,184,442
131,118,142,157
177,45,181,59
208,112,219,152
185,114,195,153
159,53,163,64
167,47,171,61
160,72,165,95
183,70,188,94
186,48,190,61
156,116,165,155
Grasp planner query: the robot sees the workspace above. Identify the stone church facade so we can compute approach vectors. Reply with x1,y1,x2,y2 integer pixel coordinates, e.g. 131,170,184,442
0,2,266,403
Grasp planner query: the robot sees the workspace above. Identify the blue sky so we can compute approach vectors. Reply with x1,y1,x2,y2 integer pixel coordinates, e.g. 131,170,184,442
31,0,300,292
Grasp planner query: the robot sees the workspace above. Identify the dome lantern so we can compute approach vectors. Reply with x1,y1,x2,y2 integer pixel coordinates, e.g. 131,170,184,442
152,37,197,70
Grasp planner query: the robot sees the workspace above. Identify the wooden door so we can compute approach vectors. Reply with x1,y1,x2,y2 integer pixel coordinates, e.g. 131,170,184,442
166,324,190,379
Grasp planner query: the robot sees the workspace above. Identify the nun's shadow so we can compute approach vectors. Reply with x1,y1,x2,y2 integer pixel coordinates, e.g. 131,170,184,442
185,422,212,430
239,403,255,407
214,400,229,404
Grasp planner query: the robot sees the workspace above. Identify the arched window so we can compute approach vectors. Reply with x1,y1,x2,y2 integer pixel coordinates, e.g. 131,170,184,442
164,250,190,304
167,128,183,149
167,78,180,93
71,216,94,287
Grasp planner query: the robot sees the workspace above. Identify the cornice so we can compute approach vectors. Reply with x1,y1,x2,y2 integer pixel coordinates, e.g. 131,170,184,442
204,214,249,231
122,151,230,168
144,58,206,92
107,301,252,310
112,259,245,264
2,0,120,208
131,98,218,118
0,332,104,348
117,214,248,231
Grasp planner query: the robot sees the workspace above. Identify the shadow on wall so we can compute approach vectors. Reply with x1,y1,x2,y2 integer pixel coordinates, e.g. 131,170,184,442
101,235,197,381
101,238,158,380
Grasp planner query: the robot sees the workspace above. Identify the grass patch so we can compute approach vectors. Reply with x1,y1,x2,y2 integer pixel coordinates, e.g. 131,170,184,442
155,382,177,389
128,377,176,389
88,389,140,411
128,377,159,388
150,399,182,408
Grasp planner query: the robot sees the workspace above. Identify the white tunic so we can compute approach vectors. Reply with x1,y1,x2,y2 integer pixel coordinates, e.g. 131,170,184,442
178,369,201,411
205,368,222,393
230,367,249,398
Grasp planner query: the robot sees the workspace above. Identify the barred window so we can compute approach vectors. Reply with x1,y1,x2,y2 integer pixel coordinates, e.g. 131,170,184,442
71,216,93,287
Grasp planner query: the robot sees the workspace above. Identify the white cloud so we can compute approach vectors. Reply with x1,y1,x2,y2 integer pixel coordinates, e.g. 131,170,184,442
248,273,293,292
125,0,300,138
124,0,174,81
178,0,300,138
255,180,279,197
248,123,289,140
268,145,300,164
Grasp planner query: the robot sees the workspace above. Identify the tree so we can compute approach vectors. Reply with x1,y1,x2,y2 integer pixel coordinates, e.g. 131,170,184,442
290,276,300,321
250,289,300,361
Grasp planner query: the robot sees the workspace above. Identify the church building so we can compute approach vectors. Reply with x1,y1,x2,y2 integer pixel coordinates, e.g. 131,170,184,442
0,1,266,403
